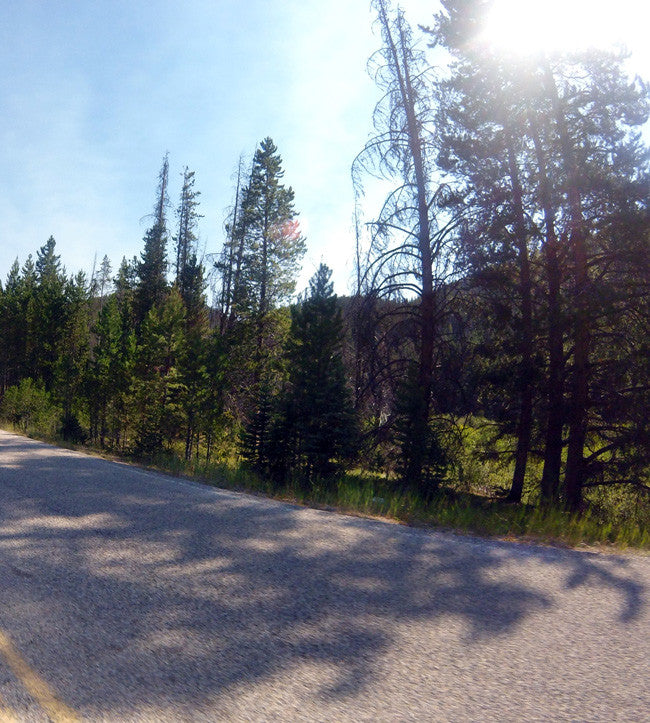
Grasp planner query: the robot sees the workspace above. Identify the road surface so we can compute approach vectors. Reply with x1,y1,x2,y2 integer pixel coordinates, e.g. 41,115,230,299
0,429,648,721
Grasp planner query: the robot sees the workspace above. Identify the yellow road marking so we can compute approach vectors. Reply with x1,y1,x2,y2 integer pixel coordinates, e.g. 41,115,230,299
0,630,79,722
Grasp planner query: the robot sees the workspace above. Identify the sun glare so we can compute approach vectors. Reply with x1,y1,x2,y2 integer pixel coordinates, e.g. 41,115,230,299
482,0,640,56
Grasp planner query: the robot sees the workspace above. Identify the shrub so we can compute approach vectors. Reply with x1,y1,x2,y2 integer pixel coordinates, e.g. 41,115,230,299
1,378,61,436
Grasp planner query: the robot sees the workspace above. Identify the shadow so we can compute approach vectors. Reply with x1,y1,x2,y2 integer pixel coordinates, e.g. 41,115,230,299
0,431,646,714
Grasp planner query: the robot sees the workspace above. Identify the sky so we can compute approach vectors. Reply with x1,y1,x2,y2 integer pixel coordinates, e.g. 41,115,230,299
1,0,649,297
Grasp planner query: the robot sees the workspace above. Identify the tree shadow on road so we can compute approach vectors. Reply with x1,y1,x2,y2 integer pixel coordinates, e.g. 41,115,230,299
0,437,646,713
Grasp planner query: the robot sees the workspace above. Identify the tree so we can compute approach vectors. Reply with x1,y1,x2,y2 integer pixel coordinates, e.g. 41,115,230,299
231,138,305,340
133,288,186,456
353,0,460,496
97,255,113,307
0,260,29,392
266,264,358,483
218,139,306,443
30,237,67,390
135,155,170,328
215,155,248,334
55,270,91,441
174,167,203,304
433,10,538,502
434,0,650,508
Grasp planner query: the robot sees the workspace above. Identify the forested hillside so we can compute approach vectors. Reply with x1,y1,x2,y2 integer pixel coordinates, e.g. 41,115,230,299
1,0,648,544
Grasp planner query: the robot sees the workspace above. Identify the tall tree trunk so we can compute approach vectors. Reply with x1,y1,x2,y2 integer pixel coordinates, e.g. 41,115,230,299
221,158,243,334
185,411,193,461
257,207,269,360
504,132,534,503
543,60,590,511
530,115,564,504
382,8,435,494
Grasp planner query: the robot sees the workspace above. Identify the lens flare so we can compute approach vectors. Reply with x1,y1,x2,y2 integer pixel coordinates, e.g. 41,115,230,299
481,0,640,56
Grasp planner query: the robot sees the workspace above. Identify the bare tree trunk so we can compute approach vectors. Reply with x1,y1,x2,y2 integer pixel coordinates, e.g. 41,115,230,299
220,158,243,334
529,116,565,505
543,60,590,511
185,412,193,461
504,132,534,503
382,7,435,494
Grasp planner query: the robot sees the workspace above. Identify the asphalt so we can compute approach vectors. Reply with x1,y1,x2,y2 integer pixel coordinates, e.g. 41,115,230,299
0,428,648,721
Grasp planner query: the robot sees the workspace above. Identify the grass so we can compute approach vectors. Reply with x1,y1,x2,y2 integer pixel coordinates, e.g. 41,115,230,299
3,421,648,552
115,450,650,551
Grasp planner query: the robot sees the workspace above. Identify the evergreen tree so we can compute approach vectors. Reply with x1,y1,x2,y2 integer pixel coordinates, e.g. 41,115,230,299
216,155,247,333
55,271,91,441
87,295,122,446
174,167,203,301
231,137,306,347
97,255,113,307
135,155,170,327
133,288,186,456
0,260,28,391
221,139,306,442
435,0,650,508
30,237,67,390
267,264,358,483
110,285,137,450
178,267,209,460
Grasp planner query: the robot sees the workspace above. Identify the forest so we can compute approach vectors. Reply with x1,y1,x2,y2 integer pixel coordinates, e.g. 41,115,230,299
1,0,648,545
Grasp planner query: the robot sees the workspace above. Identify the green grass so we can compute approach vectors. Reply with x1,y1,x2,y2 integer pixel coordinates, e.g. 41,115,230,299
3,420,648,551
168,457,649,550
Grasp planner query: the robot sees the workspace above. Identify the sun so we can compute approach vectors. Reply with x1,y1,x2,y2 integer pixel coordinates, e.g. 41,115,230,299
481,0,638,56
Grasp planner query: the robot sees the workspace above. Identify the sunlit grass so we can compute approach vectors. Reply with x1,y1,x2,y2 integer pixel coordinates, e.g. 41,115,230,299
4,419,648,551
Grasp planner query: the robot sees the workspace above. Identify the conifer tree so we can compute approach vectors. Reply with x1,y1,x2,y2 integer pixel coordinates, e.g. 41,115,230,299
31,237,67,390
133,287,186,456
229,137,306,348
354,0,459,495
0,261,28,391
97,255,113,307
222,139,306,445
135,155,170,327
87,295,123,446
174,167,203,303
55,270,91,440
266,264,358,483
435,0,650,508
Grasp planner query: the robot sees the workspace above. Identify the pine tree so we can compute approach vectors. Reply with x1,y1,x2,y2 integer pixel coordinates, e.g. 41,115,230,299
268,264,358,483
174,167,203,300
55,271,91,441
0,260,28,391
233,137,306,345
87,295,122,446
31,237,67,390
435,0,650,508
223,139,306,444
133,287,186,456
354,0,458,496
97,255,113,307
216,155,247,333
135,155,170,328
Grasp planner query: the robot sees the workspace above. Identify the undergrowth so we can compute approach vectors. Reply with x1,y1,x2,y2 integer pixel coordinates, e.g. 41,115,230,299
3,421,648,551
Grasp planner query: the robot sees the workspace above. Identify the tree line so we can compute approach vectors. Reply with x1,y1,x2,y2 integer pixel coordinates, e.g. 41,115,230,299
1,0,648,515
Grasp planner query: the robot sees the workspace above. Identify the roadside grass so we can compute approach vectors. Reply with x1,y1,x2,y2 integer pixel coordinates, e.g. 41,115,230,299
126,456,650,550
3,421,648,551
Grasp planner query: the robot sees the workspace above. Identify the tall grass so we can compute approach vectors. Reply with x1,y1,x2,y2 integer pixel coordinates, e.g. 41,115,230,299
3,417,648,551
158,454,649,549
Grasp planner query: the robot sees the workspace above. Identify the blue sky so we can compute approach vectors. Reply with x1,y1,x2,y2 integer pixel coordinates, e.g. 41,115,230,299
1,0,648,296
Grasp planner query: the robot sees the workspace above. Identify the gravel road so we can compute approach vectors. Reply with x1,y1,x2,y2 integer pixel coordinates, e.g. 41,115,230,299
0,428,648,722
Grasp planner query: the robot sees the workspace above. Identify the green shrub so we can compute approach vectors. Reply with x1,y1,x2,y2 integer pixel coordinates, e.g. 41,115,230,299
1,379,61,436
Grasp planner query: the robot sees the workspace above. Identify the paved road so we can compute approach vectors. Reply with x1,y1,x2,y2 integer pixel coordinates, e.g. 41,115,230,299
0,429,648,722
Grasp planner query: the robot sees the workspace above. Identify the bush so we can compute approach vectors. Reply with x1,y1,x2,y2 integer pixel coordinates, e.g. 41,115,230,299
1,378,61,436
